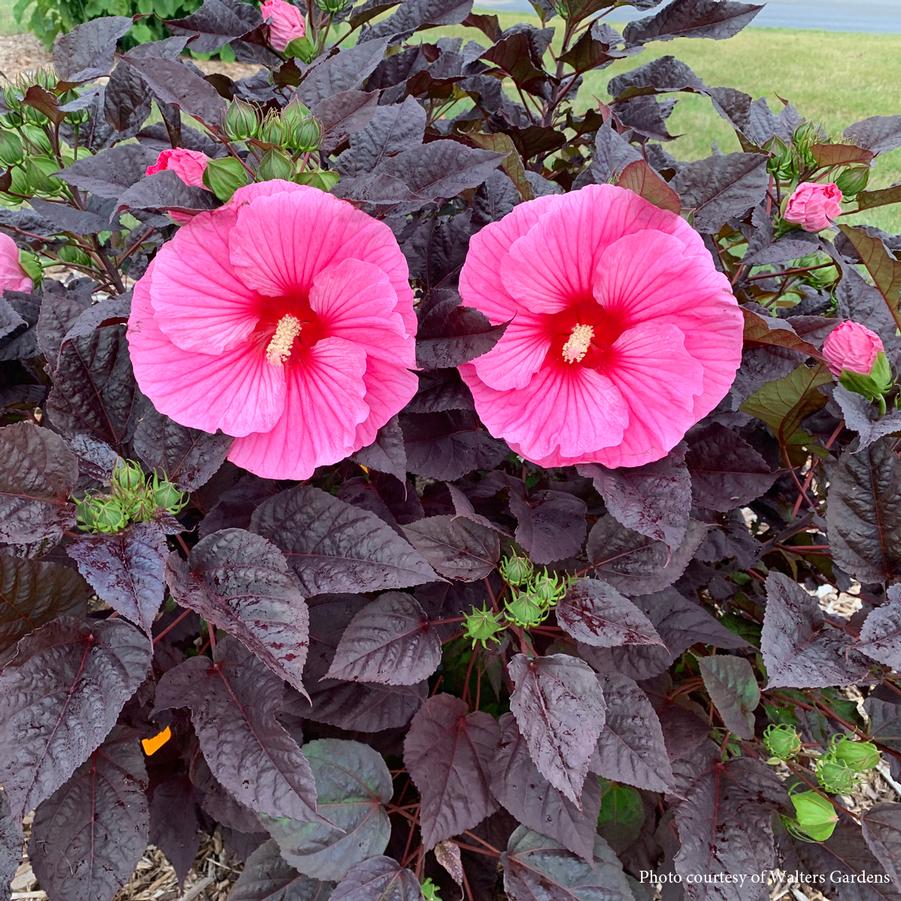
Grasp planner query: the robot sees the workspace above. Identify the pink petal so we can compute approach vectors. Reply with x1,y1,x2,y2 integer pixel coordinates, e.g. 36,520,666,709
501,184,708,315
227,336,370,480
227,184,416,334
310,258,414,367
354,356,419,449
128,263,286,437
593,322,704,468
470,314,551,390
458,194,563,324
148,207,259,355
461,361,628,464
593,230,743,432
0,232,31,294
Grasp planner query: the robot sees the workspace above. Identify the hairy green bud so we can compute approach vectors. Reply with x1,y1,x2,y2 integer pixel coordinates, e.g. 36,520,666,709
815,756,858,795
528,568,569,607
828,735,880,773
21,125,52,155
463,602,505,650
112,459,145,496
258,113,285,147
151,473,188,515
286,116,321,153
504,587,550,629
76,494,129,534
224,98,259,141
763,723,802,761
24,156,62,195
499,552,533,587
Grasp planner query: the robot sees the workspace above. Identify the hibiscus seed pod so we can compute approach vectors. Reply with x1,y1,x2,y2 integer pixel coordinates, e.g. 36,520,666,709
499,552,533,587
112,459,146,495
785,791,837,843
0,131,23,166
224,98,260,142
462,603,505,650
829,735,880,773
835,166,869,196
286,116,321,153
258,149,294,181
815,756,858,795
258,113,285,146
503,588,550,629
528,569,569,607
203,157,249,203
151,474,188,515
762,723,802,761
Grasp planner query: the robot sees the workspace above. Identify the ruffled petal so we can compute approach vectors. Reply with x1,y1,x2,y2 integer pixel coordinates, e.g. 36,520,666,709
502,184,708,315
227,185,416,333
593,321,704,468
127,262,286,437
310,258,414,367
353,356,419,450
148,207,260,355
458,194,563,324
461,361,628,464
227,336,369,480
470,314,551,390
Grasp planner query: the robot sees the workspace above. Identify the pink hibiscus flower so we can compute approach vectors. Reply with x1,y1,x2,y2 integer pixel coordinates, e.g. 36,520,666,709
458,184,744,469
127,180,417,480
145,148,210,188
0,232,32,293
260,0,306,52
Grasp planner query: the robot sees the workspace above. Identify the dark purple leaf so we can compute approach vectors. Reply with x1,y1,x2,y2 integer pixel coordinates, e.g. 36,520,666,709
586,515,708,595
300,679,427,733
67,522,167,635
229,839,333,900
149,776,201,886
132,406,231,491
299,38,390,105
314,90,379,153
126,56,226,125
686,423,776,511
57,145,157,198
0,555,89,655
404,694,499,848
508,653,606,805
624,0,762,45
46,324,138,452
332,856,421,900
263,738,392,881
762,572,868,689
167,529,309,694
833,386,901,453
154,637,320,822
0,617,150,819
167,0,261,53
673,748,785,900
53,16,133,83
326,591,440,685
335,97,427,177
591,673,673,792
0,791,20,901
502,827,633,900
827,439,901,585
416,294,507,370
0,422,77,545
116,171,216,216
402,411,508,481
608,55,706,100
251,486,438,595
35,279,94,365
862,803,901,888
490,713,602,861
29,727,148,901
671,152,769,232
845,115,901,154
351,416,407,482
507,489,587,565
858,585,901,669
580,446,690,548
557,578,664,648
363,0,473,41
403,515,500,581
697,655,759,740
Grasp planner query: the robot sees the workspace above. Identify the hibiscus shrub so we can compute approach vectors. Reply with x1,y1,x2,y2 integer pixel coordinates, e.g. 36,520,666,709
2,0,901,898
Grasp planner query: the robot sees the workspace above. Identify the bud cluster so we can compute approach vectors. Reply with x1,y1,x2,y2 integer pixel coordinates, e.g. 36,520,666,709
814,734,880,795
503,567,569,629
75,460,187,534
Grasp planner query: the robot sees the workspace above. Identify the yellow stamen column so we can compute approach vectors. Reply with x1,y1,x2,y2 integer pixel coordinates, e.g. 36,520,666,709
562,323,594,364
266,314,302,365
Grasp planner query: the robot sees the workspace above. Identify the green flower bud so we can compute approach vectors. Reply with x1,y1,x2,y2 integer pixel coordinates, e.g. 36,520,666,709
528,568,568,607
151,473,188,515
815,756,858,795
280,97,311,132
57,244,92,267
835,167,869,196
499,552,533,587
258,113,285,146
763,723,802,761
18,250,42,284
111,460,146,507
293,169,339,191
315,0,348,11
463,602,505,650
21,125,52,155
76,494,129,534
504,587,550,629
785,790,838,842
284,36,317,64
838,351,893,404
203,157,249,203
420,878,441,901
828,735,880,773
0,131,23,166
224,98,260,141
286,116,321,153
257,148,294,181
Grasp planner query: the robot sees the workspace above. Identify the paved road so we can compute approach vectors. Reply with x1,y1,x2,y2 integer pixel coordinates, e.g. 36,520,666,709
488,0,901,33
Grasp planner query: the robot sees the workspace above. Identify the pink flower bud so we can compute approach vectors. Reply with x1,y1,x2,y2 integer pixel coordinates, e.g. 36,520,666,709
784,181,843,232
146,148,211,189
0,232,32,294
823,321,884,377
260,0,306,51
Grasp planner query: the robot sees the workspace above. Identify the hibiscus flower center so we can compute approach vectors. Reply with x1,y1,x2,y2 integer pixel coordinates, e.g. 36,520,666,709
258,295,327,365
547,301,629,369
265,314,302,365
561,324,594,364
